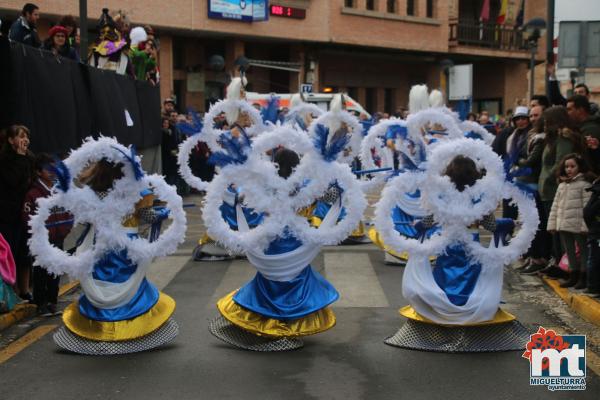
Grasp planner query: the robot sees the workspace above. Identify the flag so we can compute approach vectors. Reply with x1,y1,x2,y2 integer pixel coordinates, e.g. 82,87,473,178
497,0,508,25
514,0,525,28
480,0,491,22
479,0,491,40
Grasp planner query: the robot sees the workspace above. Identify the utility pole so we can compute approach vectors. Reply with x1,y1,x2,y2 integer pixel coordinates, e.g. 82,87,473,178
79,0,87,63
545,0,555,97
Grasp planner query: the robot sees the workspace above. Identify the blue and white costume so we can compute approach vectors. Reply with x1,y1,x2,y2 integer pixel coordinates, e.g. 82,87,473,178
204,122,366,348
375,138,538,326
28,137,186,354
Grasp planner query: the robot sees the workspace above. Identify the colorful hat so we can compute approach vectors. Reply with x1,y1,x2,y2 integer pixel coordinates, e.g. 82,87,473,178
48,25,69,38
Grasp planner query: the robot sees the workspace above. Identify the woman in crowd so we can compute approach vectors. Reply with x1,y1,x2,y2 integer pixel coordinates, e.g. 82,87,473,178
516,115,552,274
42,25,78,61
0,125,34,300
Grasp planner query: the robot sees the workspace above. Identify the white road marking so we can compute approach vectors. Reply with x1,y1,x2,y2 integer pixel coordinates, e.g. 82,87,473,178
208,259,256,307
324,252,389,308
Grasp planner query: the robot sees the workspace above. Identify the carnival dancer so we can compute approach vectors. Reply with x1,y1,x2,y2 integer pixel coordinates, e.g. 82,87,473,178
306,94,368,244
29,137,186,355
178,77,264,261
366,85,463,265
205,122,366,351
374,138,538,352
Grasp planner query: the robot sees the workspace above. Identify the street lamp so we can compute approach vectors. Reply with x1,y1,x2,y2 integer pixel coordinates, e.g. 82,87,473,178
523,17,547,100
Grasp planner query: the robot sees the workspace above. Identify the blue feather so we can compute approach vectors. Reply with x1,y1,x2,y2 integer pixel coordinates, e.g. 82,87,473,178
503,153,535,196
360,119,375,137
465,130,483,141
261,96,280,125
49,158,70,192
176,108,204,137
112,145,144,180
208,132,250,167
385,124,407,140
312,124,350,162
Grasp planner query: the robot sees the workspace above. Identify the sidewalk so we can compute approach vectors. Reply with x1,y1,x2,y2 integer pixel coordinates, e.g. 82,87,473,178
542,277,600,327
0,280,79,332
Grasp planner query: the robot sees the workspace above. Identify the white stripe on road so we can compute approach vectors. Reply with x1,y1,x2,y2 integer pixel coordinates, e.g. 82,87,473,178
147,255,191,290
208,259,256,307
324,252,389,308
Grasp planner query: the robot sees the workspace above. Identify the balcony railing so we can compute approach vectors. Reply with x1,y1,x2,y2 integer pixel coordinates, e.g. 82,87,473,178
449,22,527,51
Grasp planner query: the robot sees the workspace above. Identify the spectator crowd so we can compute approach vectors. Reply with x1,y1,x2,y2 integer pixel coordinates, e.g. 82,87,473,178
6,3,159,83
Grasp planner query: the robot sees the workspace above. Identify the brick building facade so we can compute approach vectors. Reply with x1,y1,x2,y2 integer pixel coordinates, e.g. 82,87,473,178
1,0,548,115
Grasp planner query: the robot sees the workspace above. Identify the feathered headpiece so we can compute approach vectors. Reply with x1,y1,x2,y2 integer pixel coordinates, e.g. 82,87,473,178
176,109,203,137
312,124,350,162
225,77,248,124
290,93,304,109
429,89,444,108
409,84,430,114
260,95,280,125
208,132,251,167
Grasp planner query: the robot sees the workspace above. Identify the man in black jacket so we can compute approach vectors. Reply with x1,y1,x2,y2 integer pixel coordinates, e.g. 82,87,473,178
583,180,600,296
8,3,40,48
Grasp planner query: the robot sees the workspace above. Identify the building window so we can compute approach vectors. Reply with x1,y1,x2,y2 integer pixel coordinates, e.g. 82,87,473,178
387,0,396,13
384,88,394,114
407,0,416,16
366,0,376,11
365,88,375,114
344,0,355,7
426,0,435,18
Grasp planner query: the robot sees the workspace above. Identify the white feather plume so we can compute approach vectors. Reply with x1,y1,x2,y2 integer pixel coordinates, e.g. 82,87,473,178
429,89,444,108
290,93,304,108
129,26,147,48
330,94,343,113
409,84,430,114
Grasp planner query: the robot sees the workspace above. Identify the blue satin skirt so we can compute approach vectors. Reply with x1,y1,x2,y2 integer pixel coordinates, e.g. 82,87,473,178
78,250,159,322
233,266,339,321
313,200,347,221
432,244,482,307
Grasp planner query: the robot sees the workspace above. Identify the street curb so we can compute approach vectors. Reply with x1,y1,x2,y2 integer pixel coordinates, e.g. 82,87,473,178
542,277,600,327
58,280,80,297
0,304,37,331
0,280,79,332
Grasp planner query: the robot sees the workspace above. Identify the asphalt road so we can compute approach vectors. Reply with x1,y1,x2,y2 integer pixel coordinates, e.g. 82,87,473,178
1,242,599,400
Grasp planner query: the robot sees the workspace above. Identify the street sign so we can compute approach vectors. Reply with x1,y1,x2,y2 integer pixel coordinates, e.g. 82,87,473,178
301,83,313,94
208,0,269,22
558,21,600,68
448,64,473,101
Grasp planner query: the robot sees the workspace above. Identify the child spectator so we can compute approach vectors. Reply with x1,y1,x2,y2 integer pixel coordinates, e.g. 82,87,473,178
548,154,595,289
22,153,72,315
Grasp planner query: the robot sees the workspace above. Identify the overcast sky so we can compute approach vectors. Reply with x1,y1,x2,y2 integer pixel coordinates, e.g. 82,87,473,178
555,0,600,24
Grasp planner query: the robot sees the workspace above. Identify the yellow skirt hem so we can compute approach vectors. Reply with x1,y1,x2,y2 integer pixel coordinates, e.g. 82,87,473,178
63,292,176,341
399,305,517,326
217,290,336,338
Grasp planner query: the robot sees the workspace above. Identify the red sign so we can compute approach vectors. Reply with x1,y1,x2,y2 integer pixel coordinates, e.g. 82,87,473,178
270,5,306,19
